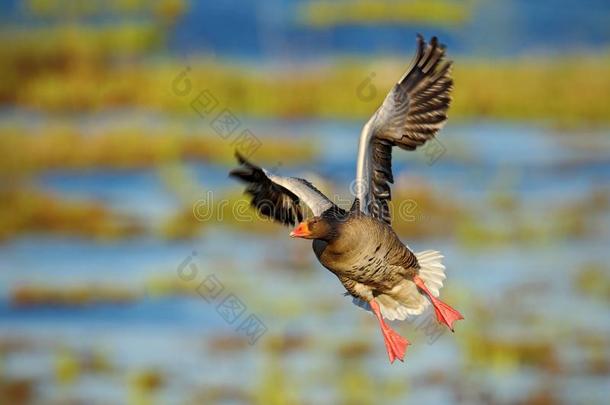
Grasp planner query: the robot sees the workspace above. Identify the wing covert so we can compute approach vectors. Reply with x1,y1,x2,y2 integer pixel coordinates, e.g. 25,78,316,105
230,153,335,226
355,35,453,225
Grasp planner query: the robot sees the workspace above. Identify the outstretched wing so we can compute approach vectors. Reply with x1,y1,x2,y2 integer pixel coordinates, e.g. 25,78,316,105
355,35,453,224
229,153,335,226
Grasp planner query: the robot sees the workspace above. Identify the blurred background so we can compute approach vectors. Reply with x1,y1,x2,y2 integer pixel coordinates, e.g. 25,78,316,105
1,0,610,404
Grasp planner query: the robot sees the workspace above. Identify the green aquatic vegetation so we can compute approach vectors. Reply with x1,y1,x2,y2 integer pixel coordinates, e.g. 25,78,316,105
335,340,373,360
335,353,410,404
144,275,195,298
455,289,572,376
207,335,250,353
453,55,610,127
298,0,473,28
1,0,606,127
254,354,299,405
455,189,609,249
54,346,114,383
389,184,465,238
130,369,164,392
55,348,80,385
486,338,557,373
128,368,165,405
160,205,205,240
455,216,559,248
0,188,143,242
573,263,610,303
337,364,376,405
461,325,560,374
263,334,310,355
571,333,610,377
11,283,139,308
1,171,602,245
195,386,251,404
455,216,513,248
0,31,610,128
25,0,187,21
554,189,610,238
0,125,317,174
209,191,287,235
0,22,164,100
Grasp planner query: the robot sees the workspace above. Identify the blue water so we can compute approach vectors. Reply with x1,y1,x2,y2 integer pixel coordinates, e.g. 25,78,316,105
2,0,610,401
2,0,610,59
2,121,609,333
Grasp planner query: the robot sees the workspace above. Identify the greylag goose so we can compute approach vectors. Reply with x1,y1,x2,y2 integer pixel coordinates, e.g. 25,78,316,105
230,35,462,363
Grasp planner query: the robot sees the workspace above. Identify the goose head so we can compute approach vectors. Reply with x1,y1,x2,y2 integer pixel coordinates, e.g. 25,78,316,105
290,216,337,241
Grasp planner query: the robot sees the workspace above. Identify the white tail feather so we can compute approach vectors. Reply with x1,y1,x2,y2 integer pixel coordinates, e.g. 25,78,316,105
415,250,446,297
351,250,446,321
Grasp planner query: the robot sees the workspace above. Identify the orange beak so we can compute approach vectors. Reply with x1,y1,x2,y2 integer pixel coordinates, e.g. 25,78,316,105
289,221,311,238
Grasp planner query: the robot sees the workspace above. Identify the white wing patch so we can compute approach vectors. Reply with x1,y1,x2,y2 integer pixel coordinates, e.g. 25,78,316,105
264,170,333,216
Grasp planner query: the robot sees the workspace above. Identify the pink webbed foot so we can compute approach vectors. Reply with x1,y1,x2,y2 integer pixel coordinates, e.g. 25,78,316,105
369,299,410,363
413,275,464,331
381,324,409,363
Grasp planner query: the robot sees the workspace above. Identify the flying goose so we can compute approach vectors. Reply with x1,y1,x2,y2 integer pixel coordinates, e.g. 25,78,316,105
230,35,462,363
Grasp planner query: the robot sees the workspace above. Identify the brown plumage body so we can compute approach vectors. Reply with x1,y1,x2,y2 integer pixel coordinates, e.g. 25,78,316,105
312,212,419,302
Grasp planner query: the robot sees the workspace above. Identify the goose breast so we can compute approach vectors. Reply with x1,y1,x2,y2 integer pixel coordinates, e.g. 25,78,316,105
313,216,418,288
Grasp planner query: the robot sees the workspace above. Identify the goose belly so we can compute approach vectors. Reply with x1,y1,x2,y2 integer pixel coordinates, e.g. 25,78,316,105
312,238,391,280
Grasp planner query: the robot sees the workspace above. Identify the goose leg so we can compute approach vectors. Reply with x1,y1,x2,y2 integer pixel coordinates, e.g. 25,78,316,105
413,275,464,332
369,299,410,363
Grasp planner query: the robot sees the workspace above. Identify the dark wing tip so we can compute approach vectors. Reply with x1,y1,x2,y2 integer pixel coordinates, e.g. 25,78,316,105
415,34,446,51
228,167,249,180
229,155,304,227
234,150,247,165
229,153,255,180
415,33,425,58
230,151,265,182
